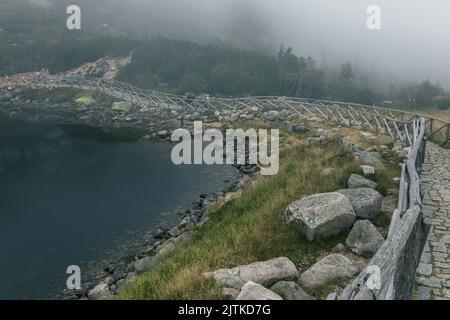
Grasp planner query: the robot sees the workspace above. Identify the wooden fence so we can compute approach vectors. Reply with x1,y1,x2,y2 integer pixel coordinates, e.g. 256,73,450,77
339,117,431,300
25,74,450,148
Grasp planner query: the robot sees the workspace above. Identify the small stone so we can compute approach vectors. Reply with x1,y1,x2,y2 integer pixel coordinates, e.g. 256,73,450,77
417,263,433,276
332,243,347,253
326,292,337,300
168,226,182,237
416,277,442,288
361,165,375,177
414,286,431,300
222,288,240,300
348,174,378,190
321,168,336,177
270,281,315,300
87,283,110,300
236,281,282,300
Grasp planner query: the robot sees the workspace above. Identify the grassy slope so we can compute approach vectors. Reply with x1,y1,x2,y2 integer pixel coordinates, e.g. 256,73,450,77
116,133,395,300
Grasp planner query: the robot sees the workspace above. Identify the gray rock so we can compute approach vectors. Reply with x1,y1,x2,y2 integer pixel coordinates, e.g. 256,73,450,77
300,254,359,290
357,151,385,169
285,192,356,241
417,262,432,276
332,243,347,253
132,255,161,273
236,281,283,300
87,283,110,300
345,220,384,258
270,281,315,300
416,277,442,288
348,174,378,190
326,292,338,300
204,257,299,290
414,286,431,300
168,226,182,237
337,188,382,219
223,288,240,300
361,165,375,177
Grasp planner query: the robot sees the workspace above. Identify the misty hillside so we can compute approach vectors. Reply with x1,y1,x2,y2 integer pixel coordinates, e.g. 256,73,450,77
0,0,272,50
1,0,449,109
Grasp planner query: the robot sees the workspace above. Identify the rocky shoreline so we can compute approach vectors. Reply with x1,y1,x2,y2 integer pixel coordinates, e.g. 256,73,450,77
60,164,253,300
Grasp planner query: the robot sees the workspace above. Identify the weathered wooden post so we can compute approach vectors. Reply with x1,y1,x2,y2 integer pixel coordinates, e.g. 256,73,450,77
429,118,434,137
445,124,450,146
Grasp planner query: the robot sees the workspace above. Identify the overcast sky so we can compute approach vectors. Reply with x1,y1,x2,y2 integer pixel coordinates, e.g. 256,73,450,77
259,0,450,88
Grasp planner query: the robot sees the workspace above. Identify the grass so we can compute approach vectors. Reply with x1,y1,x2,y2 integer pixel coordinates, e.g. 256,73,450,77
116,134,369,300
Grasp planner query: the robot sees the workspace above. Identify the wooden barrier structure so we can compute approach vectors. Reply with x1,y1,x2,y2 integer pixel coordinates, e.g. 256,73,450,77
23,74,449,148
339,117,430,300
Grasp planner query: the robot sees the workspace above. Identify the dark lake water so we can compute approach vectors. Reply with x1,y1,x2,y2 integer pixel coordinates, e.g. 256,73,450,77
0,115,239,299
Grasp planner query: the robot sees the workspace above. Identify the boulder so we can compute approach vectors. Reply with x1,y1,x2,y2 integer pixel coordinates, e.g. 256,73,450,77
270,281,315,300
337,188,382,219
345,220,384,258
285,192,356,241
357,151,385,169
87,283,110,300
204,257,298,290
348,174,378,190
300,254,359,290
236,281,282,300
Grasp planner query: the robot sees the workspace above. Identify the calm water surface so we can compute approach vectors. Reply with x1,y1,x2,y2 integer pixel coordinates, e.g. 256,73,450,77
0,115,238,299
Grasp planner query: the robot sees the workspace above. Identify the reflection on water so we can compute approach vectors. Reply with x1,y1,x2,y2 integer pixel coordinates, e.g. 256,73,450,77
0,115,238,299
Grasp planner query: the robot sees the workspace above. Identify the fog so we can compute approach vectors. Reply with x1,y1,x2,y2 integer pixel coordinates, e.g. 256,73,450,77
27,0,450,88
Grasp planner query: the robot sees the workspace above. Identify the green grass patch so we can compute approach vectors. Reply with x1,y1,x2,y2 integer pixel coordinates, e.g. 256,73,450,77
116,137,364,300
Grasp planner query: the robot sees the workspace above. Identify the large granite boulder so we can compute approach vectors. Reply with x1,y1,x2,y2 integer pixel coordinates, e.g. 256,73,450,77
204,257,299,290
285,192,356,241
345,220,384,257
300,254,359,290
270,281,315,300
236,281,282,300
337,188,382,219
348,174,378,190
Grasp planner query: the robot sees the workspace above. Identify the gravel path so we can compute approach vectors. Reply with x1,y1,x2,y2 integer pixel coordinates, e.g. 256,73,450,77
415,142,450,300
